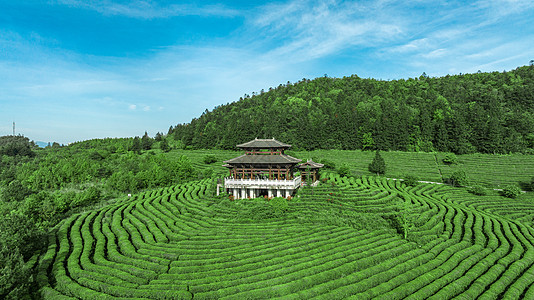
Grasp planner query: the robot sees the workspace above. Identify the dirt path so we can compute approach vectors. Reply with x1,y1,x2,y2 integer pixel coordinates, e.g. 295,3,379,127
386,177,527,193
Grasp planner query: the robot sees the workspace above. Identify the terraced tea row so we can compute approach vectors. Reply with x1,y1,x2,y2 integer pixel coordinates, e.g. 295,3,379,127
36,174,534,299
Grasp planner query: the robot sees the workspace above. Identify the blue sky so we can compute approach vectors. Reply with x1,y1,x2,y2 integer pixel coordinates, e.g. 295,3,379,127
1,0,533,144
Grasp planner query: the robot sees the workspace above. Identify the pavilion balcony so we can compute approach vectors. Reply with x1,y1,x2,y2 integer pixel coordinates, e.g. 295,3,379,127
225,176,302,190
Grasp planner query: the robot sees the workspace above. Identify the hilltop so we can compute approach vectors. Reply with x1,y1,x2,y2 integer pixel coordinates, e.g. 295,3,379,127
170,66,534,154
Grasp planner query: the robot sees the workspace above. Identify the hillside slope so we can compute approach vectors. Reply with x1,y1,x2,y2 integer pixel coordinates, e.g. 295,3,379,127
171,66,534,154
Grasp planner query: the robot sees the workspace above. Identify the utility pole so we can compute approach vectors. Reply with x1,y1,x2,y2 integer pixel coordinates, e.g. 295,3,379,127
13,122,15,136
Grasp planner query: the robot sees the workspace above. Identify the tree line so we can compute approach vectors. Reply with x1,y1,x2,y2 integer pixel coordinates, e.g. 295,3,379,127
170,66,534,154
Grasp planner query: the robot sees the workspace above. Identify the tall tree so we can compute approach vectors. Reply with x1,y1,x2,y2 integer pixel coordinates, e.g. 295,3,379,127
141,132,153,150
368,150,386,175
130,136,141,154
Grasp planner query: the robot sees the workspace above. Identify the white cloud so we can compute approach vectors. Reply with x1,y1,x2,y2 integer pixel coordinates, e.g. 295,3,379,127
143,105,150,111
54,0,240,19
129,104,137,110
250,0,405,62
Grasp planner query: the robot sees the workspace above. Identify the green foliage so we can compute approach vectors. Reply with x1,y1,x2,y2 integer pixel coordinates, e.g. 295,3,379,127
141,132,153,151
320,158,336,170
1,180,32,202
0,136,35,157
235,197,290,220
0,211,45,299
337,165,351,177
307,207,389,230
88,150,105,160
442,153,458,165
368,150,386,175
71,186,102,208
130,136,141,154
361,131,375,151
201,168,213,179
403,175,419,187
269,197,289,216
501,184,521,198
240,201,277,220
203,154,217,164
395,196,417,240
154,132,163,142
169,66,534,154
23,191,60,228
448,170,468,187
468,185,487,196
160,138,170,153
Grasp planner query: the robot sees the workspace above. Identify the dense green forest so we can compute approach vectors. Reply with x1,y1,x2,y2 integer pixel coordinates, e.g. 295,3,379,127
170,66,534,154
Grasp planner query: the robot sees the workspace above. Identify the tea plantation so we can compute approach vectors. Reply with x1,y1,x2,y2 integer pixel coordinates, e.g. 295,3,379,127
34,171,534,299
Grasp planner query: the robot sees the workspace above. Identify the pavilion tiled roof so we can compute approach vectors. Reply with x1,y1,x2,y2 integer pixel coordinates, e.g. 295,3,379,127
236,138,291,149
223,154,301,165
297,159,324,169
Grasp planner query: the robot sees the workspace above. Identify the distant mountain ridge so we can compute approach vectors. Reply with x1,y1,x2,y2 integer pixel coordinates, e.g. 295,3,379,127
35,141,49,148
170,66,534,154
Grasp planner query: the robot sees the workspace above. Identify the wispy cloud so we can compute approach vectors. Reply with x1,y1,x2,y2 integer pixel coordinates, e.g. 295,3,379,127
250,0,404,62
54,0,240,19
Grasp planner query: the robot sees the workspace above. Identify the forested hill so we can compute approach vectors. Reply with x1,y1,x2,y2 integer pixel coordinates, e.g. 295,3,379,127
170,66,534,154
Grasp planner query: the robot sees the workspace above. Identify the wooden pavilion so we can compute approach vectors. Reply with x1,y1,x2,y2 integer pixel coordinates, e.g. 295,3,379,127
297,159,324,184
222,138,305,199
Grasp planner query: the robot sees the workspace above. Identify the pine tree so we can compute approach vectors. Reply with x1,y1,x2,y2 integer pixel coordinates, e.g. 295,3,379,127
131,136,141,154
368,150,386,175
154,132,163,142
160,138,170,153
141,131,153,150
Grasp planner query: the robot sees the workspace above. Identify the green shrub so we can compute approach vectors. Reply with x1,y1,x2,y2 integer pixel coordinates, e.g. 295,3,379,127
269,197,289,216
71,187,101,208
1,180,32,202
442,153,458,165
448,170,468,187
321,159,336,170
88,150,104,160
403,175,419,187
245,202,276,220
203,155,217,164
468,185,487,196
337,165,351,177
201,168,213,179
502,184,521,199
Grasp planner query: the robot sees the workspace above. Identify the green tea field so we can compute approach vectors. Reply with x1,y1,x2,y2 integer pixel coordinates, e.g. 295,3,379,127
35,171,534,299
170,149,534,189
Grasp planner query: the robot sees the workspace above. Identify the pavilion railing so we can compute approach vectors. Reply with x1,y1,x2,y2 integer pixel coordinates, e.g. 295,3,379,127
225,176,301,189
